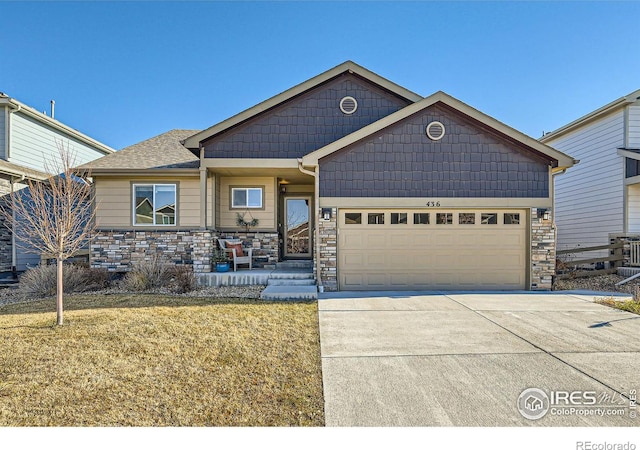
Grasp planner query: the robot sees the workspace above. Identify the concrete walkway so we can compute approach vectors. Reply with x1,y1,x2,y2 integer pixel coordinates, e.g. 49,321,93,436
318,291,640,426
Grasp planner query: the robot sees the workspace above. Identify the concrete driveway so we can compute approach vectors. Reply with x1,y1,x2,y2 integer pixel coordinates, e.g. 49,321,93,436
318,291,640,426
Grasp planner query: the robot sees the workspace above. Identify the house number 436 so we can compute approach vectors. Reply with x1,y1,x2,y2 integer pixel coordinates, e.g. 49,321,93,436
425,201,441,207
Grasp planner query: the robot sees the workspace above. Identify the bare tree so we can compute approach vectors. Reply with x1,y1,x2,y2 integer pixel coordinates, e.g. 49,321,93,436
0,140,96,325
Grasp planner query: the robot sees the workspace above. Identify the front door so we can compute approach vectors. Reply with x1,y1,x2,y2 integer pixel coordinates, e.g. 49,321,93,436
284,197,312,258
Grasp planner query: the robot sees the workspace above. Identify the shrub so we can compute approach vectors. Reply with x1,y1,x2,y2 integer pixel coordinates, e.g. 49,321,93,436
18,264,112,298
120,256,197,294
120,256,172,292
168,265,197,294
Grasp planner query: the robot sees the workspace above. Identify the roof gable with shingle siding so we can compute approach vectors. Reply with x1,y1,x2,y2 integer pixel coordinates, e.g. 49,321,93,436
319,103,550,198
202,73,412,159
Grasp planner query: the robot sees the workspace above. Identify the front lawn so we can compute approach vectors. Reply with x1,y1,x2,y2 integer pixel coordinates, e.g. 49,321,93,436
0,295,324,426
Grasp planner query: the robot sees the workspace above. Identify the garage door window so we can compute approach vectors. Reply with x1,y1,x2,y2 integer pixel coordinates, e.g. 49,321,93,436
391,213,407,224
504,213,520,224
481,213,498,224
459,213,475,224
436,213,453,224
368,213,385,224
345,213,362,224
414,213,430,225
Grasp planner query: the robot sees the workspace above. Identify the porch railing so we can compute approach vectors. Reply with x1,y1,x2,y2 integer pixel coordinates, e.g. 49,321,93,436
630,241,640,267
556,242,624,279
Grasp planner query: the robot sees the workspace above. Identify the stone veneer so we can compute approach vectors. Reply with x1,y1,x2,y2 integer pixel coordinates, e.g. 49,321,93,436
217,231,280,267
317,208,338,291
530,208,556,290
91,230,279,272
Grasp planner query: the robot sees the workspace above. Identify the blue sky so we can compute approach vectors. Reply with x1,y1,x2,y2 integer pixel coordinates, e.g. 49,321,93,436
2,1,639,150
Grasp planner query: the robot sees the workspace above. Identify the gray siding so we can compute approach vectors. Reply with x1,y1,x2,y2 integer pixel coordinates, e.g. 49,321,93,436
548,110,625,253
9,112,109,171
0,106,6,159
203,73,411,159
319,104,549,198
15,238,41,271
629,105,640,148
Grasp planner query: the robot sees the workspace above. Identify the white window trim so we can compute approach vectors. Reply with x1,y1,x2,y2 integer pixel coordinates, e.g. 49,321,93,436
231,187,263,209
133,183,177,226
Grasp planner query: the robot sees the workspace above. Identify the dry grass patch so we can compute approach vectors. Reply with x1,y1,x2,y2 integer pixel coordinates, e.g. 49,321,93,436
0,294,324,426
596,297,640,315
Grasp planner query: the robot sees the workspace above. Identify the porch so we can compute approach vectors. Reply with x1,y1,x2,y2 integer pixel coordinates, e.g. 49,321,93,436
196,260,317,300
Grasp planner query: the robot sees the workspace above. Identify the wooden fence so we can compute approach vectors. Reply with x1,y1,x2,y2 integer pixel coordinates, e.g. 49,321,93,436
556,241,624,279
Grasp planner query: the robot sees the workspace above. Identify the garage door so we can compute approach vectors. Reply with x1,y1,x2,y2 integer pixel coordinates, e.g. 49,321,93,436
338,209,527,290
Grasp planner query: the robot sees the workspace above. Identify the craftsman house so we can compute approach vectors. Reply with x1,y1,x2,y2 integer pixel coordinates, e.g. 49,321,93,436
83,61,575,291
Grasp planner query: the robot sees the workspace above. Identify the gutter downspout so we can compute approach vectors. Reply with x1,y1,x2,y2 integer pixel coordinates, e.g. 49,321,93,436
6,103,21,159
297,159,322,290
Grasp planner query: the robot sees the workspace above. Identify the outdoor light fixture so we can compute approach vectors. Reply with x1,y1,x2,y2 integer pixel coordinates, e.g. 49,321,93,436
322,208,332,220
538,208,551,221
280,186,286,193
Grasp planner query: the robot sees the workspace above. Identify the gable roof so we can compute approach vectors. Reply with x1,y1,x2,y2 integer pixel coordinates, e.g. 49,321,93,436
0,93,115,155
182,61,423,149
540,89,640,143
302,91,576,171
79,129,200,174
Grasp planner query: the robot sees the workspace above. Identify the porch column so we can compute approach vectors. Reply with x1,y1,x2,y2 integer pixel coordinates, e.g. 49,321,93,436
199,167,207,229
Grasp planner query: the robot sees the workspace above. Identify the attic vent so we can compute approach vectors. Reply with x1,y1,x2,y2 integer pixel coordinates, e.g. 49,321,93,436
339,96,358,115
426,121,445,141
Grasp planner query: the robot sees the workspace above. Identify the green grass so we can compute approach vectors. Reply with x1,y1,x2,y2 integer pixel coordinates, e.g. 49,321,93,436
0,294,324,426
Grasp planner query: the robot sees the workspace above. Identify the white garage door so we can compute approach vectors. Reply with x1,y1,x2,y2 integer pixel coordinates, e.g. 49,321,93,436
338,209,527,290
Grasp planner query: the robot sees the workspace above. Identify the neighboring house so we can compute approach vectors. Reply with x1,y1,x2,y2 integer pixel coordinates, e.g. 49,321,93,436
540,90,640,256
0,93,115,273
82,61,574,291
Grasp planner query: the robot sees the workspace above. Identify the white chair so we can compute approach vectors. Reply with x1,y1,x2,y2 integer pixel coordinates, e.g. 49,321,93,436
218,239,253,271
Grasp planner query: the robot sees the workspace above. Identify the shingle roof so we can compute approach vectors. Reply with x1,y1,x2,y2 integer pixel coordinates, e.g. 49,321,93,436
79,129,200,171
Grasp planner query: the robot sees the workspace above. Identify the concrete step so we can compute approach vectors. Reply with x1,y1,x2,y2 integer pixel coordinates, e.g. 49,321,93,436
268,270,314,280
260,285,318,301
268,278,316,286
276,260,313,270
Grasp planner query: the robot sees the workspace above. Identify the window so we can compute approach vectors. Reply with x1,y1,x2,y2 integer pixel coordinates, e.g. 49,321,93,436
344,213,361,224
626,158,640,178
504,213,520,225
368,213,385,224
391,213,407,224
459,213,475,224
232,187,263,208
481,213,498,225
436,213,452,224
133,184,176,226
414,213,430,225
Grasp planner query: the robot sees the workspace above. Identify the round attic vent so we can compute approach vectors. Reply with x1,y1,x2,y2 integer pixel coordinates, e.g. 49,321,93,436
340,96,358,115
426,121,445,141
